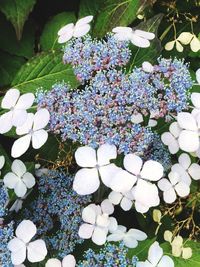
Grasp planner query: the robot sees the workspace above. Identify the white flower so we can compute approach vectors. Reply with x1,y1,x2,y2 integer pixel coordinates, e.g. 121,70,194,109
107,225,147,248
177,112,200,152
158,171,190,204
58,15,93,43
112,26,155,48
11,109,50,158
137,241,174,267
109,154,163,213
161,122,182,154
78,201,117,245
196,68,200,84
45,255,76,267
73,144,119,195
108,190,134,211
8,220,47,265
172,153,200,185
142,61,154,72
0,88,35,134
0,155,5,175
3,160,35,197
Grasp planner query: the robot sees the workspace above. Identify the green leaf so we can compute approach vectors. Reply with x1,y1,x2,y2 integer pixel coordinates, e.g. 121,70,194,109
11,50,79,93
79,0,101,18
0,14,35,58
40,12,76,51
0,0,36,40
0,50,25,88
93,0,140,37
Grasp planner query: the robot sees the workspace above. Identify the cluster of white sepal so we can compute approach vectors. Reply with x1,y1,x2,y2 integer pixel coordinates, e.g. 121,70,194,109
107,225,147,248
3,160,35,197
165,32,200,53
0,89,34,134
45,255,76,267
78,200,117,245
73,144,119,195
110,154,163,213
112,27,155,48
8,220,47,265
58,15,93,43
137,241,174,267
164,231,192,259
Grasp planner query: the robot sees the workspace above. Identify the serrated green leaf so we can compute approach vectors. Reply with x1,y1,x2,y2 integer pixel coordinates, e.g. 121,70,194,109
79,0,101,18
0,50,25,88
11,50,79,93
0,0,36,40
93,0,140,37
40,12,76,51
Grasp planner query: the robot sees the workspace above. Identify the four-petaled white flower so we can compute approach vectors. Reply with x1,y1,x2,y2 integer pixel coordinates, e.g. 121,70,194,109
3,160,35,197
107,225,147,248
0,88,34,134
137,241,174,267
112,26,155,48
158,171,190,204
8,220,47,265
171,153,200,185
0,155,5,175
73,144,119,195
45,255,76,267
78,200,117,245
58,15,93,43
11,109,50,158
108,190,134,211
109,154,163,213
161,122,182,154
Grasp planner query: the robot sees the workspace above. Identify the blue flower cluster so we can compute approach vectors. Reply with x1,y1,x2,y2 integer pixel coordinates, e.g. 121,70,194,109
63,35,131,83
0,222,14,267
22,169,91,257
0,182,9,217
77,242,134,267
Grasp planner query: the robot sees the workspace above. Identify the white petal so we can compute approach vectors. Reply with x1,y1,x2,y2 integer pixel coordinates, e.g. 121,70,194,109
92,227,107,245
108,191,122,205
101,199,114,215
22,172,35,188
137,261,152,267
73,24,91,37
12,109,27,127
123,154,143,175
99,164,120,187
0,111,13,134
58,23,74,36
45,259,61,267
1,88,20,109
123,235,138,248
97,144,117,166
175,182,190,197
178,130,199,152
27,240,47,263
76,16,93,26
168,141,180,154
177,112,197,131
161,132,174,146
134,201,150,213
175,41,183,52
120,197,133,211
78,223,94,239
112,26,132,34
158,178,172,191
75,146,96,167
16,220,37,243
177,32,193,45
15,93,35,109
8,237,25,252
107,232,124,242
11,134,31,158
131,113,144,123
127,229,147,241
82,206,96,224
108,217,118,232
14,181,27,197
73,168,100,195
196,69,200,84
0,155,5,169
12,159,26,177
142,61,154,73
171,164,191,185
33,109,50,131
188,163,200,180
32,129,48,149
96,214,109,227
3,173,20,189
148,119,157,127
110,169,137,192
168,171,180,185
178,153,191,169
114,32,132,41
165,40,175,51
140,160,163,181
191,92,200,108
157,255,174,267
16,113,34,135
11,247,26,265
148,241,163,266
58,30,73,43
163,187,176,204
131,34,150,48
169,122,182,138
62,255,76,267
190,36,200,52
134,30,155,40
